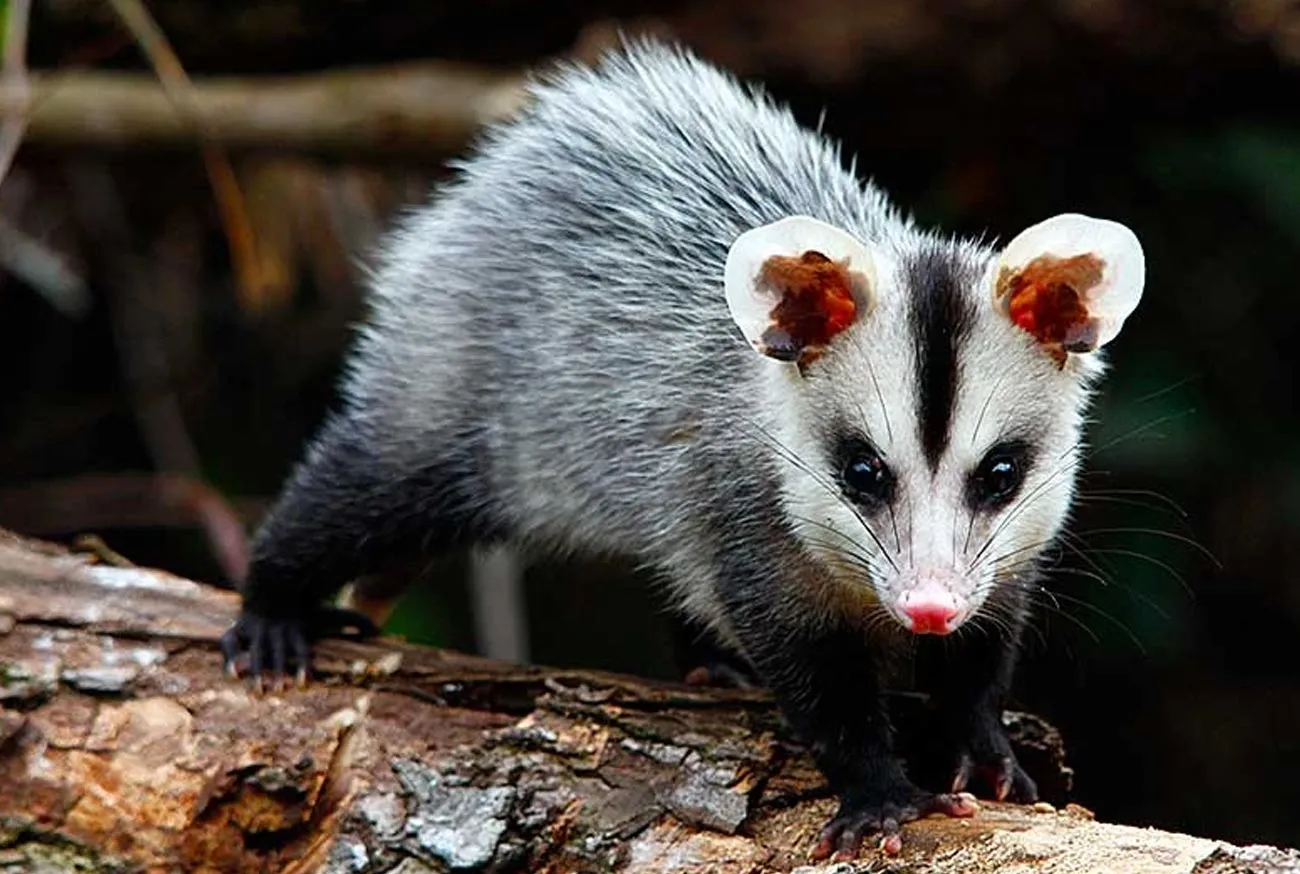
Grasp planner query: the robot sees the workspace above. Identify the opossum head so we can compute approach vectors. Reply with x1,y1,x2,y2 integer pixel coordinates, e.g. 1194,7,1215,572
725,213,1144,635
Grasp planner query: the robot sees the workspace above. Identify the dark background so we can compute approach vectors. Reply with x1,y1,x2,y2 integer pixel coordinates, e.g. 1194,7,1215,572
3,0,1298,850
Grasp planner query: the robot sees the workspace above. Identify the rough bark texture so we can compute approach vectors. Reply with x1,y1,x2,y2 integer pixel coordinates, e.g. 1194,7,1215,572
0,528,1296,873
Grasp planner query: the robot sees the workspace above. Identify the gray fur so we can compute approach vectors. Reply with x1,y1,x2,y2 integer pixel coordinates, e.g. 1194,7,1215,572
325,39,1108,643
226,42,1145,841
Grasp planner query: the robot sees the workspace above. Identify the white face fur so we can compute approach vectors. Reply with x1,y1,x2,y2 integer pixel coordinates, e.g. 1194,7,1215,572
725,214,1144,635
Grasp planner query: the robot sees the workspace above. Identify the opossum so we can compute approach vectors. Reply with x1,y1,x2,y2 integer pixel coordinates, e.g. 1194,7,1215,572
220,40,1145,858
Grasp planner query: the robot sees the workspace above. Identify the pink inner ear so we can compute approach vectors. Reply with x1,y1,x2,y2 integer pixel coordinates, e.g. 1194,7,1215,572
996,252,1106,360
756,250,858,363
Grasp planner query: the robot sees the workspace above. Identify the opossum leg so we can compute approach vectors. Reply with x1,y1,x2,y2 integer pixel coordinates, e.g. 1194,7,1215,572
338,563,430,631
223,413,504,684
934,605,1038,803
671,618,760,688
716,542,973,859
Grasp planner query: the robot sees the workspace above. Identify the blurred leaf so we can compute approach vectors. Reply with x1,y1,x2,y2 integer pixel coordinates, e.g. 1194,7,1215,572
1146,124,1300,245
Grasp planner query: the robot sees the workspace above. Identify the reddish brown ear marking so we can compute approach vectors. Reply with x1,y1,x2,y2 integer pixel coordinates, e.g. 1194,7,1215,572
756,250,858,364
997,253,1105,364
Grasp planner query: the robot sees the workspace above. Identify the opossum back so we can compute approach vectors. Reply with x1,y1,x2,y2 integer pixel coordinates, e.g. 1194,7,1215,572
340,41,896,553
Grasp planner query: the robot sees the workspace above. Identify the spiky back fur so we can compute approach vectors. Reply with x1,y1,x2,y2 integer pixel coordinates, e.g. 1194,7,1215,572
332,40,1095,636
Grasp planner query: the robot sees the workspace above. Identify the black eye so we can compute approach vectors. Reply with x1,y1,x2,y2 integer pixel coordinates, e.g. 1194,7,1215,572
842,450,894,505
968,445,1028,509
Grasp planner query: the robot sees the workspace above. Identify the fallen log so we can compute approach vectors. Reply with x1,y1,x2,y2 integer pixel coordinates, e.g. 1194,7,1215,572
0,528,1295,872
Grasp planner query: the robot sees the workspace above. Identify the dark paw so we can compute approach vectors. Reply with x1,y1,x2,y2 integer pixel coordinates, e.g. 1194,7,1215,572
951,749,1038,803
810,784,978,861
682,660,760,689
674,625,758,689
220,605,379,689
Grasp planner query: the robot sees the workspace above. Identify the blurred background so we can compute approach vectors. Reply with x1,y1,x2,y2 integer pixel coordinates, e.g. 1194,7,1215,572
1,0,1297,851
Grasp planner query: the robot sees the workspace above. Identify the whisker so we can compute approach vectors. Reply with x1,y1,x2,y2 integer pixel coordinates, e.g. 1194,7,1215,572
981,538,1059,571
1047,565,1173,622
796,532,889,579
962,511,977,556
970,368,1009,446
1128,375,1199,407
1053,434,1088,464
1035,588,1147,654
968,455,1077,571
738,418,901,573
1075,485,1189,518
907,492,916,567
1073,493,1187,520
1089,409,1195,457
865,357,893,445
992,576,1090,646
1059,535,1194,601
1054,530,1119,587
1026,593,1101,645
1074,527,1220,568
887,502,902,554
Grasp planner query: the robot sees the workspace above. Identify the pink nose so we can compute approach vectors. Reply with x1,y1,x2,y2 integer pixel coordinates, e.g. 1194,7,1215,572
899,592,961,635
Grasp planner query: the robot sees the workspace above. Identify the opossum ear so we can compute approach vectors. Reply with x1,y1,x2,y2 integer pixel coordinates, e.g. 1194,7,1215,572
725,215,875,365
994,213,1145,360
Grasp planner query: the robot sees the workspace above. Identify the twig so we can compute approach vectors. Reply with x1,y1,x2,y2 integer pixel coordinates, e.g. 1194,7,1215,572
0,0,31,187
60,161,251,581
66,161,203,473
101,0,266,310
0,472,251,581
0,63,528,154
0,213,91,317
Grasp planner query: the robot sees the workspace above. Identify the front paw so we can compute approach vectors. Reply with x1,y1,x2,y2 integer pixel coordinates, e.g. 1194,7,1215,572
220,610,311,690
220,605,379,689
951,726,1038,803
811,781,978,860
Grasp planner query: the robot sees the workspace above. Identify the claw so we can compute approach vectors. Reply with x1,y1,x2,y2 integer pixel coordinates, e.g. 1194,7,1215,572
222,605,384,691
811,833,836,862
810,786,977,860
220,624,242,676
951,749,1037,804
222,611,314,690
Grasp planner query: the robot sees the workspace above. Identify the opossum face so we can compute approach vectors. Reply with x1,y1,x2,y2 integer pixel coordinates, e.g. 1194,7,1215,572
726,214,1144,634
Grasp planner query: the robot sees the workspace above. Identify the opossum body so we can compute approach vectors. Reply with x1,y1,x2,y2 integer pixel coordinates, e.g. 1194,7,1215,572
221,41,1145,858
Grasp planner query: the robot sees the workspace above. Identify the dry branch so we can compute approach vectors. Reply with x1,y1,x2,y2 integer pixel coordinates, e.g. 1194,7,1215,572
2,63,528,156
0,528,1296,872
0,0,32,186
98,0,266,309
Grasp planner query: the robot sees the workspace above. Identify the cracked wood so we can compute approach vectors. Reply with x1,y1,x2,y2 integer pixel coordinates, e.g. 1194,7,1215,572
0,529,1296,872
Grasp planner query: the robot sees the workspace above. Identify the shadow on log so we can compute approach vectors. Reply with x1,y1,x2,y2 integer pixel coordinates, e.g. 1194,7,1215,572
0,529,1295,872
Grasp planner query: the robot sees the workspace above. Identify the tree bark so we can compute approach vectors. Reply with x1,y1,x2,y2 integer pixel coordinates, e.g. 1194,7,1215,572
0,528,1295,873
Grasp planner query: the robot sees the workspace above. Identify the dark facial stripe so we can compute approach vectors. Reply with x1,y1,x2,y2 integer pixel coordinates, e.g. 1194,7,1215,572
906,246,978,470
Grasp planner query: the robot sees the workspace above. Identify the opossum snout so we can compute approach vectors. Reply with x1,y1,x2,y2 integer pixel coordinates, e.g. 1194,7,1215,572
890,569,972,635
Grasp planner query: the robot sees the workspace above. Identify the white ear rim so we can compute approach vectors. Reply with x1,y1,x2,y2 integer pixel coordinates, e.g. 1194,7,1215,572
998,212,1145,350
724,215,875,355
